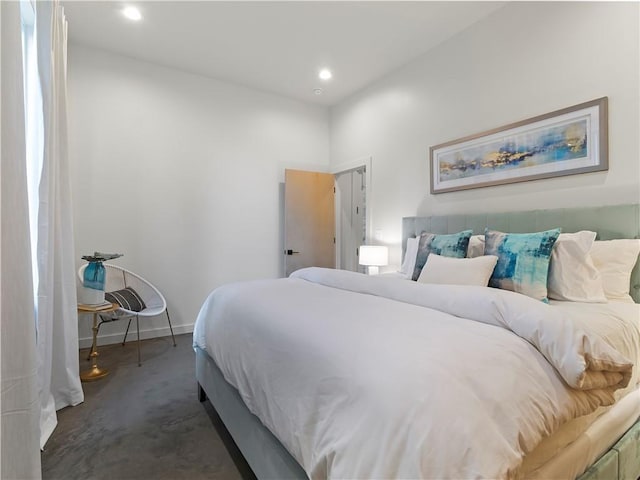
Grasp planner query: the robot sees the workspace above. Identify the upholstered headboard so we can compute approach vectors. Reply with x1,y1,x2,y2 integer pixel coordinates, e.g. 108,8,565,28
402,204,640,303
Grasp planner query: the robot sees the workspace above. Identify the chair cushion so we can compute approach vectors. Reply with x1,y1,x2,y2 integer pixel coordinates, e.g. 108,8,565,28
105,287,146,312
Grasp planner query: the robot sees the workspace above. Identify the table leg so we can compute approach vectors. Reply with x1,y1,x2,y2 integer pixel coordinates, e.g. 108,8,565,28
80,312,109,382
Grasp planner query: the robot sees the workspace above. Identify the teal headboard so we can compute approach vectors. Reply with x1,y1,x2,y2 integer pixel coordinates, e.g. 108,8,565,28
402,204,640,303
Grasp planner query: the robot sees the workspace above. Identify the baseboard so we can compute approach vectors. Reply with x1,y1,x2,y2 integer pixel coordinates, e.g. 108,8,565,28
79,323,194,349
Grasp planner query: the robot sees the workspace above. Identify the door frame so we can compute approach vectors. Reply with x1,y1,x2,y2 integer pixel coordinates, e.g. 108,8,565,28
331,156,373,270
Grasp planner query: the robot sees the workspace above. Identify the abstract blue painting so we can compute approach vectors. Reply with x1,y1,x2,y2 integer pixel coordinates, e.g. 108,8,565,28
438,119,587,181
430,98,607,194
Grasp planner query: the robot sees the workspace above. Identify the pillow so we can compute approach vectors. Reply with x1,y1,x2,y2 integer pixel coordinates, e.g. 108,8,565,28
485,228,561,302
105,287,146,312
412,230,473,281
467,235,485,258
590,239,640,303
399,237,420,279
417,253,498,286
548,231,607,303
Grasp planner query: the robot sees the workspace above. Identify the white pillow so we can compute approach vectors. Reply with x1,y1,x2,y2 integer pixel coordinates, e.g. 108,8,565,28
590,239,640,303
417,253,498,286
548,231,607,303
399,237,419,279
467,235,485,258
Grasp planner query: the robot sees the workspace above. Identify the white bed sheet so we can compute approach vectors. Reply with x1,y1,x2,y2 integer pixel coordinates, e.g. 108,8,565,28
525,386,640,479
193,269,639,479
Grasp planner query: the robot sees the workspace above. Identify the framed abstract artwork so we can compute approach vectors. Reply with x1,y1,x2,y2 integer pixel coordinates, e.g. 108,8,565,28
430,97,608,194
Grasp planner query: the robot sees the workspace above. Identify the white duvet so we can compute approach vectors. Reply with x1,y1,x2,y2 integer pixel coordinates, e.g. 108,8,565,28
193,268,639,479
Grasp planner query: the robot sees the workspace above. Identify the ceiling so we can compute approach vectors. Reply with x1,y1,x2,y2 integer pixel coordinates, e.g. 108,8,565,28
62,1,505,106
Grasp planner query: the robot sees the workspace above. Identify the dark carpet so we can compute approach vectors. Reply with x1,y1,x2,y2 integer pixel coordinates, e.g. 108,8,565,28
41,333,244,480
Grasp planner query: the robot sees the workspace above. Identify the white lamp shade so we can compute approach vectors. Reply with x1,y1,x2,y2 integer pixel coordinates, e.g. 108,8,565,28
359,245,389,266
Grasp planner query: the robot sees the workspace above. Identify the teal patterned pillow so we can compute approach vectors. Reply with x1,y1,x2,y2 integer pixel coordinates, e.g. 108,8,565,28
412,230,473,281
485,228,561,302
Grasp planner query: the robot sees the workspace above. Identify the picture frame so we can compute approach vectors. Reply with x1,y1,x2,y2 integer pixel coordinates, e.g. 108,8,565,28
429,97,608,194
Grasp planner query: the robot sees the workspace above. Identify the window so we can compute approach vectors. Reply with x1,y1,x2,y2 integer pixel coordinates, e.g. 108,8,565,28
20,0,44,312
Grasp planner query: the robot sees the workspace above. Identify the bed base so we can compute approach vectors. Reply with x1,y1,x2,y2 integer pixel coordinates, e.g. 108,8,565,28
577,419,640,480
195,346,307,479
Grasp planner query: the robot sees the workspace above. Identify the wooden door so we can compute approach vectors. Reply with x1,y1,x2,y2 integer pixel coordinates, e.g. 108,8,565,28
284,169,335,276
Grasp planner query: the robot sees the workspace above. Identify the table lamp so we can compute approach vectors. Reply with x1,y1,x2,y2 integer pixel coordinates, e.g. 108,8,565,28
359,245,388,275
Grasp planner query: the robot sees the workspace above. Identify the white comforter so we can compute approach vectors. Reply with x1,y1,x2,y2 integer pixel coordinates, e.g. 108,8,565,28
193,268,639,479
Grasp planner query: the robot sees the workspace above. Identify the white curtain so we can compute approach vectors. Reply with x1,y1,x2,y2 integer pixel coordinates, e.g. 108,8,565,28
35,0,84,447
0,1,42,478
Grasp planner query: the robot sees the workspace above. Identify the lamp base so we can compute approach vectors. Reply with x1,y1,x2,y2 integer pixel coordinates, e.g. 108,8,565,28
367,266,379,275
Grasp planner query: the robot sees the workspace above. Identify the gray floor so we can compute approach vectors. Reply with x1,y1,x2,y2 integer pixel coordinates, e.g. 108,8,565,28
42,333,244,480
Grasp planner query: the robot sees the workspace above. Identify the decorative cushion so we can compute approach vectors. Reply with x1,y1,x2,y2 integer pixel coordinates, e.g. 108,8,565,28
399,237,420,279
548,231,607,303
412,230,473,281
467,235,485,258
105,287,146,312
417,253,498,286
485,228,561,302
590,239,640,303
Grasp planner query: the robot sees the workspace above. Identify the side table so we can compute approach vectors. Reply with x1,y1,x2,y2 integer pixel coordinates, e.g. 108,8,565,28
78,303,119,382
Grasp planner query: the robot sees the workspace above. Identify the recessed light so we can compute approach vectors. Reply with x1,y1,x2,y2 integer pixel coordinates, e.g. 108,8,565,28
122,6,142,21
318,69,332,81
313,88,323,95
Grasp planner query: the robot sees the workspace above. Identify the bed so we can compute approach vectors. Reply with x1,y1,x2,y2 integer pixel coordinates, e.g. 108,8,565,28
194,203,640,479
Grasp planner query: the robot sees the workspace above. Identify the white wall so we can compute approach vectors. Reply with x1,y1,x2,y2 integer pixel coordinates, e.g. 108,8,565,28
69,45,330,346
330,2,640,268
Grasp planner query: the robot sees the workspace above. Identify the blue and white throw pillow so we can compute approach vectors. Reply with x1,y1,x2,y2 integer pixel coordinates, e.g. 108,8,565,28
485,228,561,302
412,230,473,281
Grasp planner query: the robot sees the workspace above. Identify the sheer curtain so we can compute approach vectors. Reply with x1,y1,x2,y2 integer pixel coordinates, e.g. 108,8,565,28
34,0,84,447
0,1,42,478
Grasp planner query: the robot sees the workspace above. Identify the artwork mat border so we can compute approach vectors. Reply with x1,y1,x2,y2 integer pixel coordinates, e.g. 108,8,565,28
429,97,608,194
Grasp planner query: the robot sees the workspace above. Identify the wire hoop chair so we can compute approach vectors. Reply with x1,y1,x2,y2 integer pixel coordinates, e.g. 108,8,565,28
78,263,176,366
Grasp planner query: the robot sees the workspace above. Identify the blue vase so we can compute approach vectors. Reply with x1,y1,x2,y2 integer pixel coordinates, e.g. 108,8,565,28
84,261,106,291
